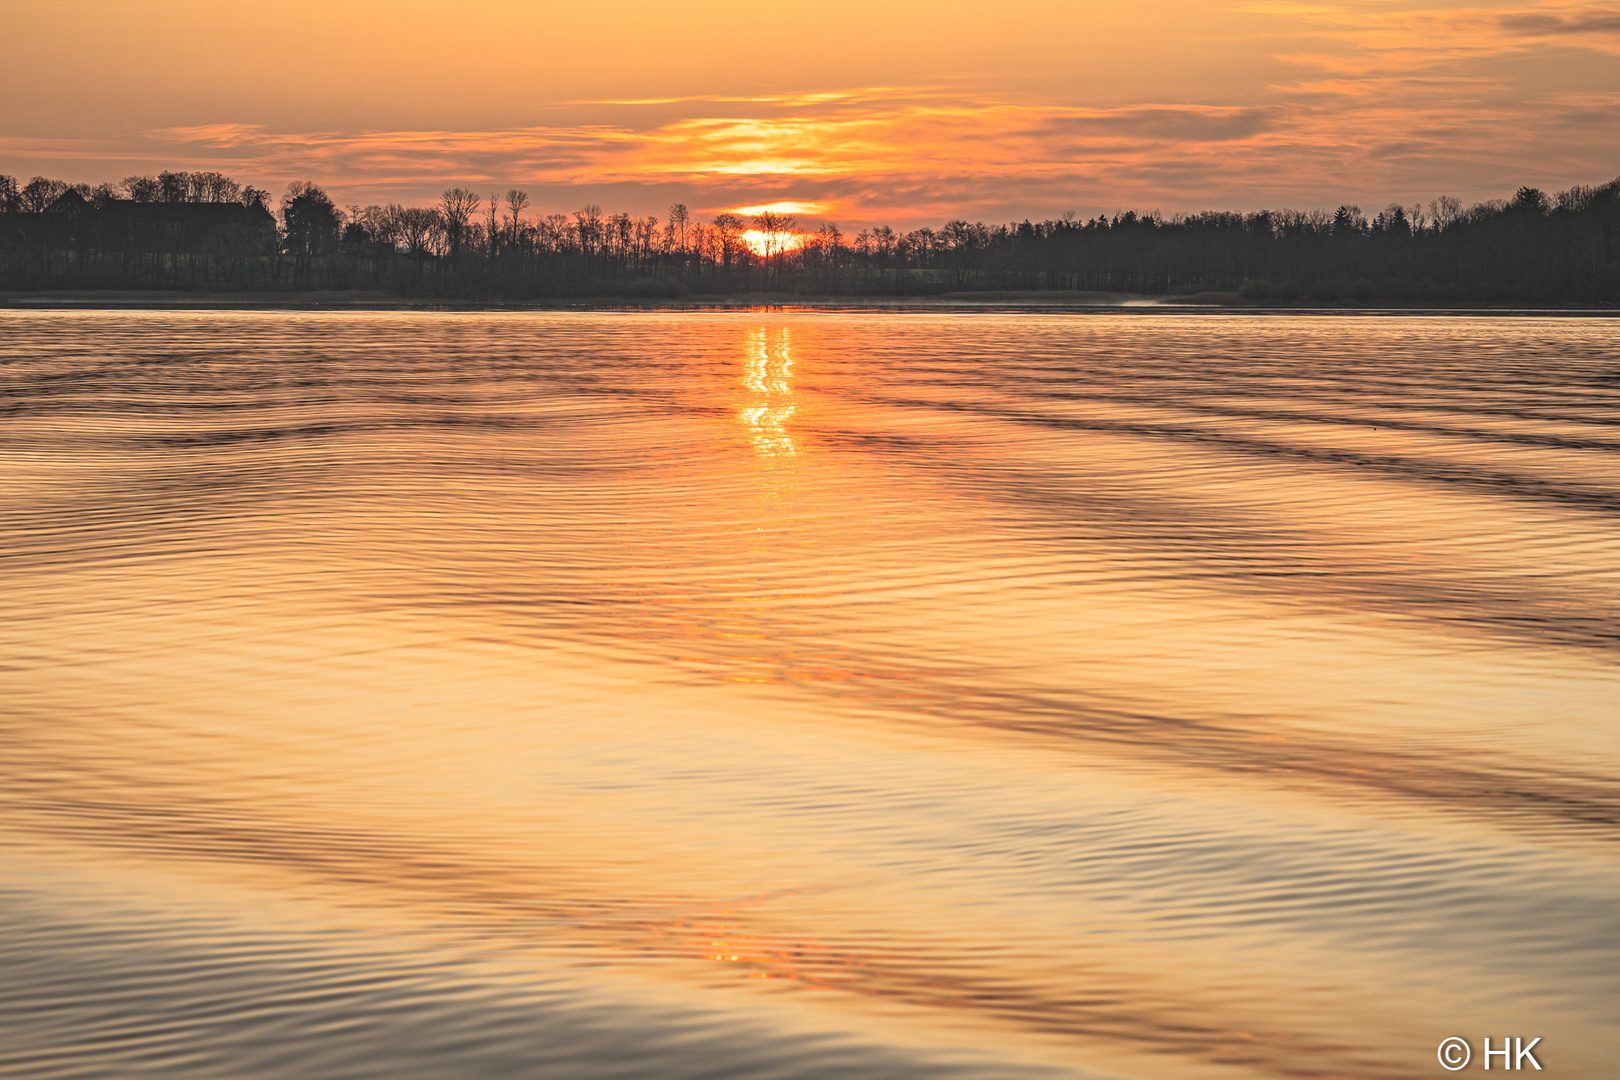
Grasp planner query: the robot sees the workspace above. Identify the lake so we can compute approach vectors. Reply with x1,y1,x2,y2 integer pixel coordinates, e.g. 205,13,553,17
2,309,1617,1079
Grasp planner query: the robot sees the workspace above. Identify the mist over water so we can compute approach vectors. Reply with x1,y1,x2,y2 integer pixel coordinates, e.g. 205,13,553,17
2,310,1617,1079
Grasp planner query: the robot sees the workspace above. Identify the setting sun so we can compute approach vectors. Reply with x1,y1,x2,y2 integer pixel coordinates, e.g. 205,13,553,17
741,229,804,257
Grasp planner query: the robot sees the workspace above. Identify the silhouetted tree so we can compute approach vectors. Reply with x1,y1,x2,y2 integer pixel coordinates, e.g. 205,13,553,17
280,182,341,286
1513,186,1550,214
440,188,481,258
19,177,69,213
712,213,746,271
574,204,604,257
667,203,690,252
505,189,530,245
753,211,795,288
395,206,444,257
121,175,160,203
157,171,189,202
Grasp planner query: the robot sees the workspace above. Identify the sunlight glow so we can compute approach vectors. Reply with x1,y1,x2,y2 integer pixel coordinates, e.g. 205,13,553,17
733,201,824,216
741,230,804,257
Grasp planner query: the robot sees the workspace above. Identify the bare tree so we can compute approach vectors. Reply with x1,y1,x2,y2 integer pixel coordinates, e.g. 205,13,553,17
440,188,482,256
158,171,189,202
712,213,745,266
19,177,69,212
396,206,444,256
691,222,716,265
752,211,797,288
812,222,844,270
667,203,690,252
900,227,937,265
120,175,160,202
188,171,241,203
940,219,985,252
609,212,633,261
574,204,604,256
505,189,530,246
540,212,572,254
867,224,897,282
629,214,656,263
753,211,796,259
1429,195,1463,232
356,204,401,246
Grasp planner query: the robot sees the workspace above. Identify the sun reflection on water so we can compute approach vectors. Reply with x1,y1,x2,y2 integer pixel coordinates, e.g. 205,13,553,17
741,326,797,459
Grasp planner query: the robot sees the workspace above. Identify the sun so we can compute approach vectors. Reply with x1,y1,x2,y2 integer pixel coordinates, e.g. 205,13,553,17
741,229,804,257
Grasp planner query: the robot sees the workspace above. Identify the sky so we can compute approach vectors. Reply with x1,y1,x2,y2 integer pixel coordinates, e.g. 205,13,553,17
3,0,1618,227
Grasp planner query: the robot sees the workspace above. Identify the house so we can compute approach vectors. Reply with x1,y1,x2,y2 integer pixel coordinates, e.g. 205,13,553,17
45,188,91,214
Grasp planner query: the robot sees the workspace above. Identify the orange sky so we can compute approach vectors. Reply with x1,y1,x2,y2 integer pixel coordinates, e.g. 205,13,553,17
4,0,1618,226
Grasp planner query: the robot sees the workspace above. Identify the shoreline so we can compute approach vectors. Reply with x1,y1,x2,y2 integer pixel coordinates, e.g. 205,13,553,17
2,288,1615,316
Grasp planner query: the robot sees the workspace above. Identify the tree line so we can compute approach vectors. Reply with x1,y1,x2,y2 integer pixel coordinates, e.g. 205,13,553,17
2,169,1617,303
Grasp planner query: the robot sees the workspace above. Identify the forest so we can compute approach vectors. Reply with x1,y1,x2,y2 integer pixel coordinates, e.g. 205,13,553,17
2,169,1617,303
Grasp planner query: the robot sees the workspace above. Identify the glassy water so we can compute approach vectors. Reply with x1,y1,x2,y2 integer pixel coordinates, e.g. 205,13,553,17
2,310,1617,1080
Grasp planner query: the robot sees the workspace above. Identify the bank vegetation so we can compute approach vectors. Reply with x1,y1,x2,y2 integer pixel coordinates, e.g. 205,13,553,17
2,171,1617,304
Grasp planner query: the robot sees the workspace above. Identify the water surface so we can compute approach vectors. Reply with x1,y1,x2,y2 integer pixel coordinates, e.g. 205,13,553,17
2,310,1617,1079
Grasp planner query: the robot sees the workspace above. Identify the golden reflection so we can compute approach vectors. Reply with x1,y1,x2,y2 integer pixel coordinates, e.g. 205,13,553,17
740,326,797,459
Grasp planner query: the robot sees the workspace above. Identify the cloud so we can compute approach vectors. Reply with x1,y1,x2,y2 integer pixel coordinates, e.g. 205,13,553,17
151,123,272,147
1,73,1615,224
732,201,827,216
1035,106,1283,143
1499,4,1620,35
1242,0,1620,61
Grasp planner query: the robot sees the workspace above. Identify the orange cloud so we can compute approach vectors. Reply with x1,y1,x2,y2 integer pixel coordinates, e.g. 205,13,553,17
3,0,1615,223
732,202,827,216
2,56,1616,226
1247,0,1620,65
